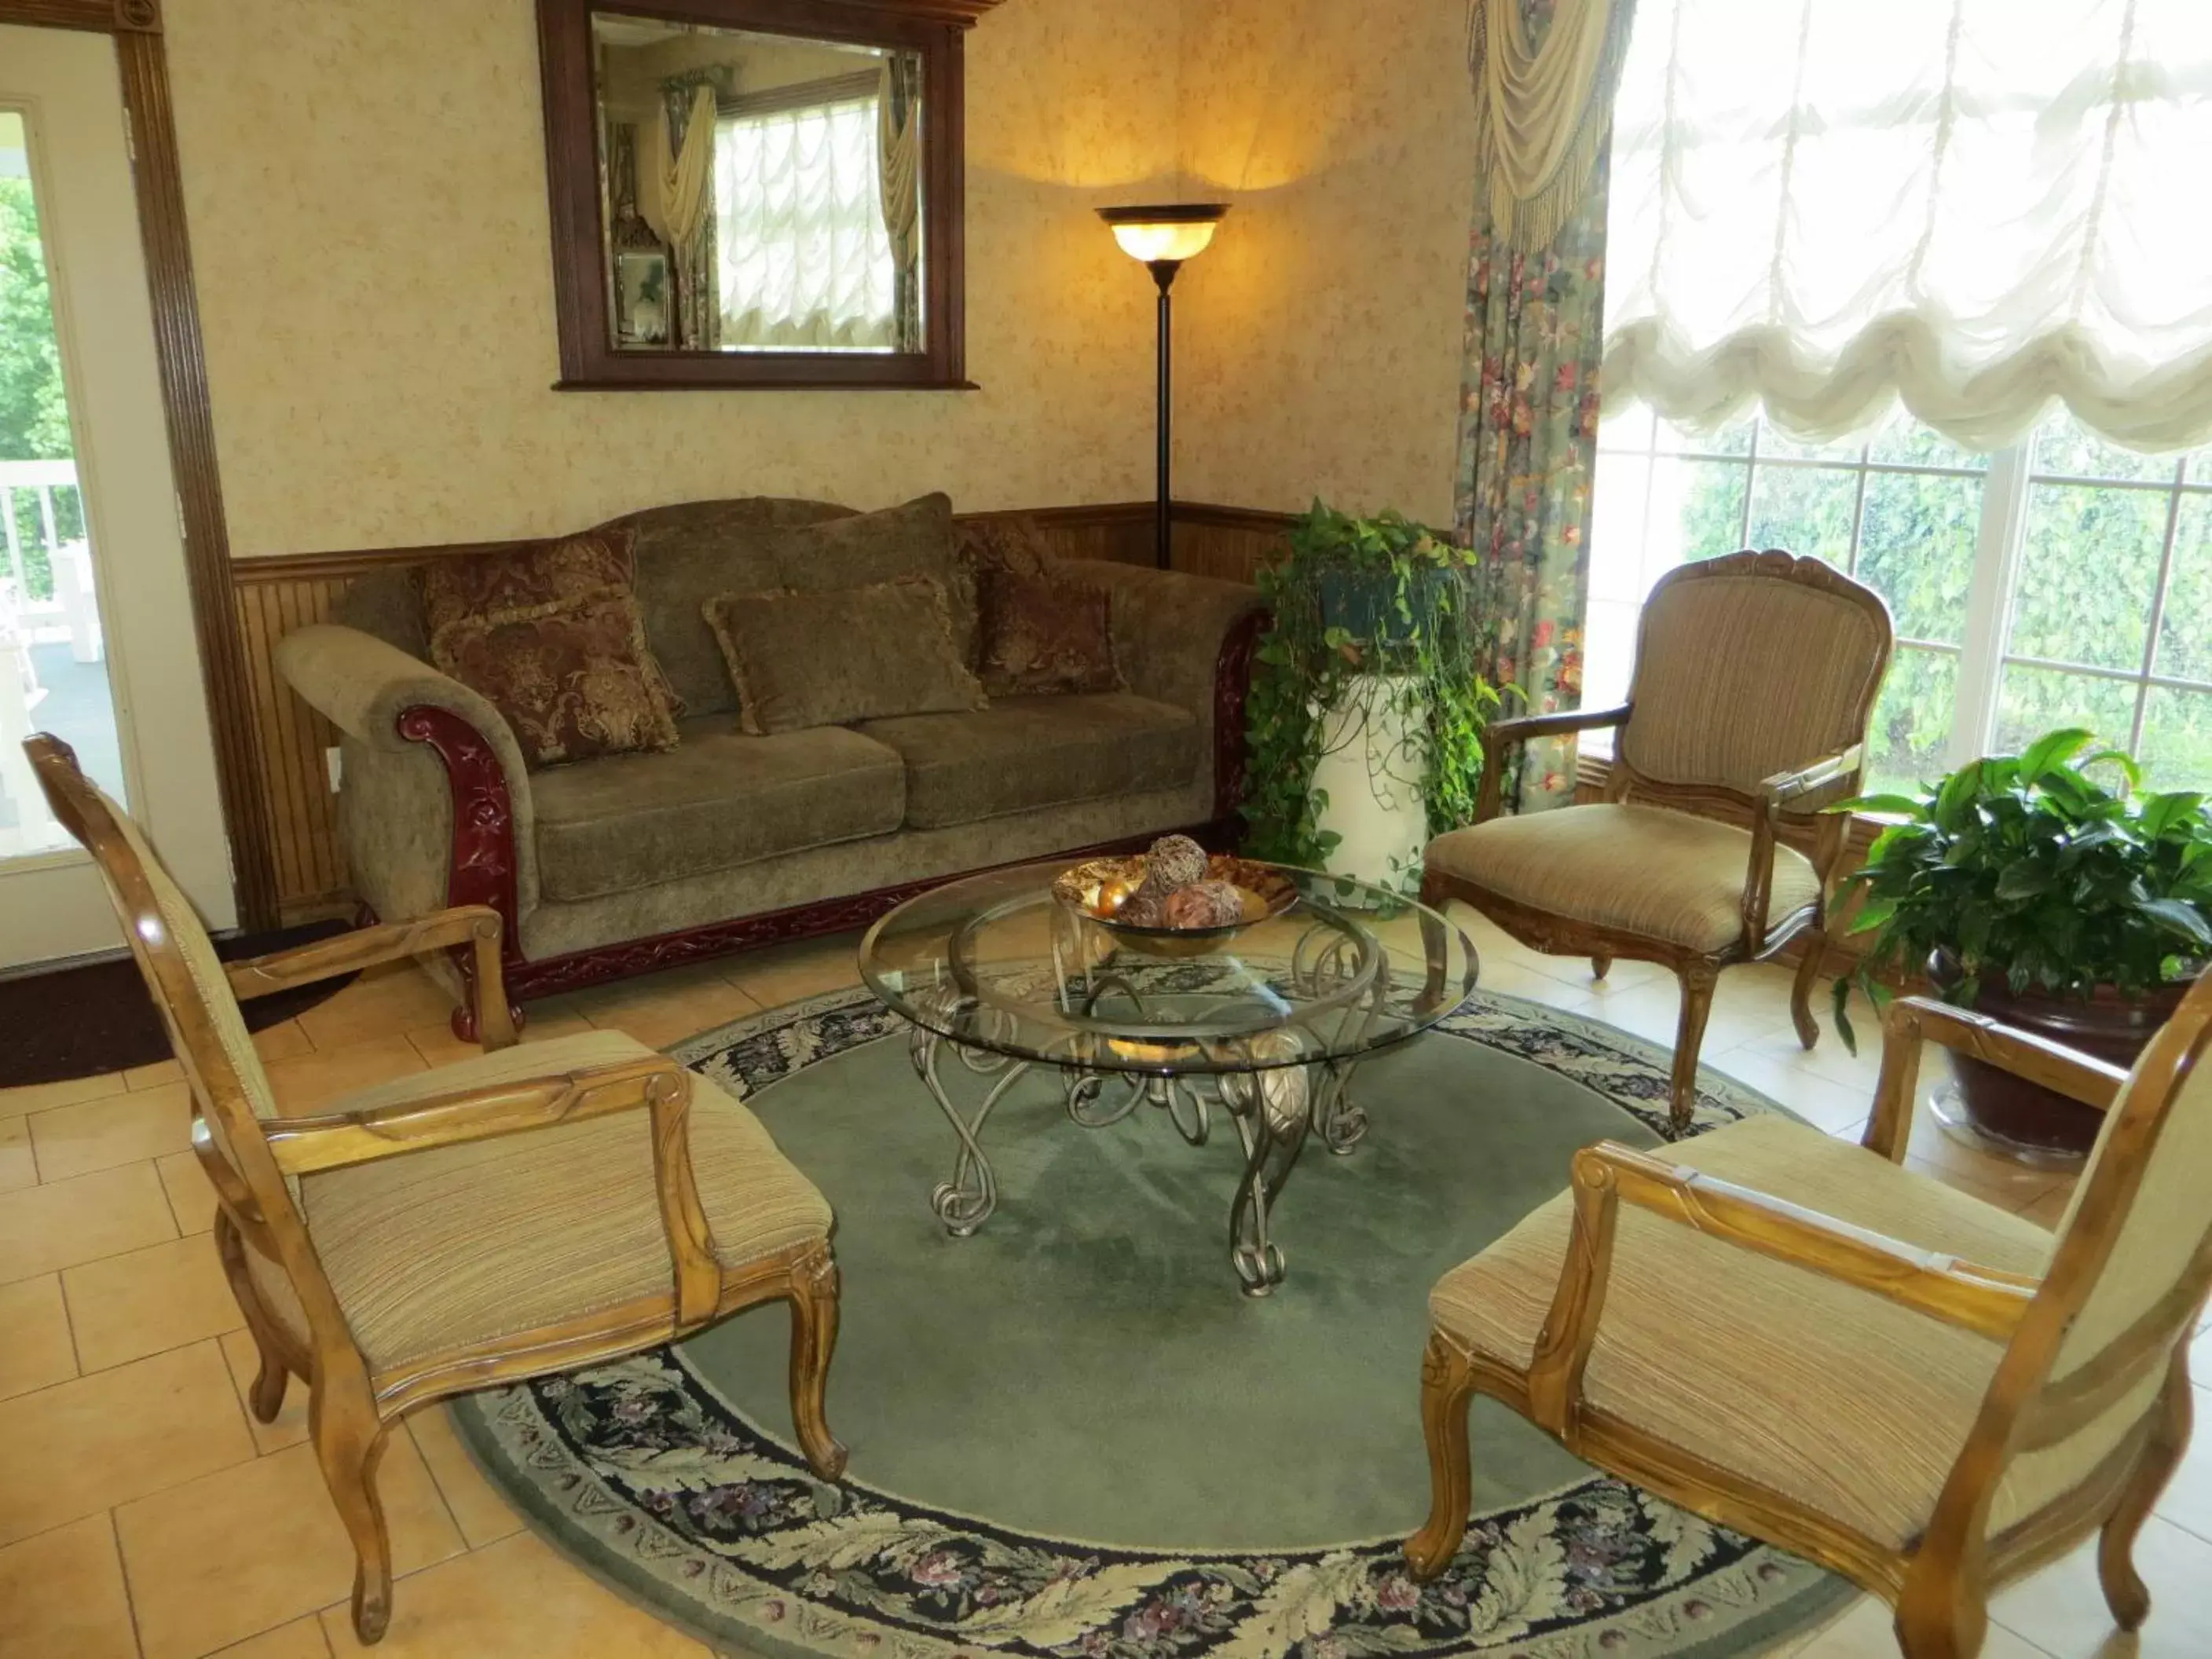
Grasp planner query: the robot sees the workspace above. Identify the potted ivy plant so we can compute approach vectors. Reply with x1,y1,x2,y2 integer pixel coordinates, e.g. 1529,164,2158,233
1833,728,2212,1161
1240,501,1500,893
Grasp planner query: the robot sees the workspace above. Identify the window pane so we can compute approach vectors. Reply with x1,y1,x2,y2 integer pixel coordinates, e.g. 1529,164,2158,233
2137,688,2212,792
2005,483,2166,670
1747,463,1855,566
1661,456,1749,561
1597,403,1656,453
1588,447,1654,602
2031,411,2179,484
1992,665,2140,760
1654,414,1752,457
1755,422,1864,463
1866,646,1958,794
1867,415,1987,471
2157,494,2212,687
1855,471,1982,644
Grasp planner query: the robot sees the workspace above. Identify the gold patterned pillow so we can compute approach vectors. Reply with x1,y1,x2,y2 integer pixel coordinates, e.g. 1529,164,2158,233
416,530,682,769
956,515,1122,696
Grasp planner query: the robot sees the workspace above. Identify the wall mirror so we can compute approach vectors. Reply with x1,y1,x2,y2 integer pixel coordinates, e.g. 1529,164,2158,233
537,0,999,390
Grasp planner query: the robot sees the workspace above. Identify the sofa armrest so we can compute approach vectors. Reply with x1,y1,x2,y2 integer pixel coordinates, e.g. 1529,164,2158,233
275,624,539,1009
1056,559,1267,822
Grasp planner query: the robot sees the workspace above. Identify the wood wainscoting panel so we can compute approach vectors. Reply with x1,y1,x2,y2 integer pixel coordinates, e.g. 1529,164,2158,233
232,500,1290,917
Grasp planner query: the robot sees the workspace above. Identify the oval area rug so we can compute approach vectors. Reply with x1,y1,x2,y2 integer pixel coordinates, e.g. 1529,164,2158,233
449,987,1855,1657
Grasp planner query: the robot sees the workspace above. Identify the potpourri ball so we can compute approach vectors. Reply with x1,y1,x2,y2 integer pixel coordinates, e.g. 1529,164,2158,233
1140,833,1208,895
1162,880,1244,929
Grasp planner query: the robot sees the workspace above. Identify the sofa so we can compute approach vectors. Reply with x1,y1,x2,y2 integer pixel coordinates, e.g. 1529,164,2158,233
275,496,1265,1024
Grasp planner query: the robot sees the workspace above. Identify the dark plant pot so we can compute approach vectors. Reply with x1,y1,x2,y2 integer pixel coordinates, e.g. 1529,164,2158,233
1316,567,1455,653
1926,951,2188,1163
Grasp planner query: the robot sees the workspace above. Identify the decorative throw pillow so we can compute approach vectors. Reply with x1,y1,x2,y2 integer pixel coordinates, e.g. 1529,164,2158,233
703,577,989,736
764,494,978,668
416,529,683,769
956,515,1123,696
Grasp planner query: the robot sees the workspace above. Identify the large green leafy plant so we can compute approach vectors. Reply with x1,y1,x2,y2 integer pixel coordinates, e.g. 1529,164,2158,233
1240,502,1500,886
1831,729,2212,1049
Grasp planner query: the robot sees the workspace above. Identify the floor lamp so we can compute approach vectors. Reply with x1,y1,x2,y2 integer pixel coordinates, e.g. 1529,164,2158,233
1098,203,1229,570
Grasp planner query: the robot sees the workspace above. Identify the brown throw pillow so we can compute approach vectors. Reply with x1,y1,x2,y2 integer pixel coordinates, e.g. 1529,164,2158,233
956,515,1123,696
704,577,988,736
416,529,683,769
765,494,977,668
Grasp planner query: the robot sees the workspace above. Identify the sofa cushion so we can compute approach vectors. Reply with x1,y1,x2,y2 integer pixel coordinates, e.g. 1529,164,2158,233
958,516,1122,697
857,693,1199,830
531,716,906,902
705,577,987,736
620,498,857,719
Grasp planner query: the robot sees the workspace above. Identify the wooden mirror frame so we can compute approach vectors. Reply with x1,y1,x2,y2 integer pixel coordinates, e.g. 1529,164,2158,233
537,0,998,391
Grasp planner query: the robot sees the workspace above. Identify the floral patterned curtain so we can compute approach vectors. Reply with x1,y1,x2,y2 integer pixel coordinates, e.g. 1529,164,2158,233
1455,0,1631,812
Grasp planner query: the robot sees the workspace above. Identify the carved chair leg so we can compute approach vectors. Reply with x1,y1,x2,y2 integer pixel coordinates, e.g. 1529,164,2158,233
311,1393,394,1644
1591,954,1613,981
212,1210,298,1424
1667,962,1720,1133
1790,934,1826,1050
787,1247,848,1481
1404,1332,1479,1580
2101,1350,2192,1631
1893,1568,1988,1659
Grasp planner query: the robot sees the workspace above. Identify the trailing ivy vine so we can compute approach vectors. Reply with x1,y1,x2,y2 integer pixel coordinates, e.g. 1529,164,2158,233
1240,502,1501,885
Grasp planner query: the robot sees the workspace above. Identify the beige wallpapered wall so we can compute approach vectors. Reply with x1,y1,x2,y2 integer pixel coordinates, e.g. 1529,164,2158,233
162,0,1476,556
163,0,1191,556
1170,0,1479,528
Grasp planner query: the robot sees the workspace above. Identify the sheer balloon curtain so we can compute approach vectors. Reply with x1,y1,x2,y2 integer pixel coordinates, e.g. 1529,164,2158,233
715,96,895,352
1602,0,2212,452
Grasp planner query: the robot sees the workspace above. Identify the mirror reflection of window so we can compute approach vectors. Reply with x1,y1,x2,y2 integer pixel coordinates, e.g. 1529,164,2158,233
591,13,922,357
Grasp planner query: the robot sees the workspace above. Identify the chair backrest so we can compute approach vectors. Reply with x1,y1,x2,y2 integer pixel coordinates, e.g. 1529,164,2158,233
26,734,346,1348
1942,967,2212,1542
1617,551,1894,811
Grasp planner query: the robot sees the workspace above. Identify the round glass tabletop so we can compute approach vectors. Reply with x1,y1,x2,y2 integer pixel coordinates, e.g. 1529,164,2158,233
859,859,1479,1075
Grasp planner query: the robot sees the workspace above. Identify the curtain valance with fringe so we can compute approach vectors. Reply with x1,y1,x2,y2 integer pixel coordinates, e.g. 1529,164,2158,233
1600,0,2212,454
1467,0,1637,252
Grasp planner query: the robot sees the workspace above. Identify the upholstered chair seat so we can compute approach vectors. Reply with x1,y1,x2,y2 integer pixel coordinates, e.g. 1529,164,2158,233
1430,1115,2053,1547
244,1030,833,1373
1426,803,1824,954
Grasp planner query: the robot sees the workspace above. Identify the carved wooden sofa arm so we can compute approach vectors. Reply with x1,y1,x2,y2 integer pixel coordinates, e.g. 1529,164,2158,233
1863,995,2131,1163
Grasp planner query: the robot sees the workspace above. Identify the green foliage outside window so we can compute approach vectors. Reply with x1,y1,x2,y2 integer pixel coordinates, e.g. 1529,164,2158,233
0,172,84,599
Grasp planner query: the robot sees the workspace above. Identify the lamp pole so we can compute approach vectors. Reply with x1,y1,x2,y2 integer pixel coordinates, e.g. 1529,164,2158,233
1152,259,1179,571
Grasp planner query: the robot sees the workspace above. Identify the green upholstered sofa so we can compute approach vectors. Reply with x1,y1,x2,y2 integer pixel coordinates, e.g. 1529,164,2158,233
274,497,1265,1025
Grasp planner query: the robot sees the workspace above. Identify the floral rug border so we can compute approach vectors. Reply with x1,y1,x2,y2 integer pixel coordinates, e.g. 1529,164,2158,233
449,988,1853,1659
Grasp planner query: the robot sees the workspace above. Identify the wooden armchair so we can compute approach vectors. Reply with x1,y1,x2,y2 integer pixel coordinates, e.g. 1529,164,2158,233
1423,550,1894,1127
1403,969,2212,1659
25,734,845,1646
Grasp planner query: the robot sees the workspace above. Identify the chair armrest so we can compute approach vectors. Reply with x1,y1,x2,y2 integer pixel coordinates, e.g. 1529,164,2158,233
1864,996,2130,1163
1525,1137,2037,1435
264,1053,723,1320
1474,705,1632,823
1741,744,1864,949
225,906,517,1050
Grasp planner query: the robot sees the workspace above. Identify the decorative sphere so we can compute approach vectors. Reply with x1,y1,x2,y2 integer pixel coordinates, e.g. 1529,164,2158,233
1163,880,1244,929
1142,833,1209,893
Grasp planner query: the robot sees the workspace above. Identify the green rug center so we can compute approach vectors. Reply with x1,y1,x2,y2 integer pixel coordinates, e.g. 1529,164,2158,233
679,1014,1662,1551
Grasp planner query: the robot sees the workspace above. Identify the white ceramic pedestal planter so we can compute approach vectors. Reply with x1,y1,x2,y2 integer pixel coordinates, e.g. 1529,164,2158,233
1310,675,1430,893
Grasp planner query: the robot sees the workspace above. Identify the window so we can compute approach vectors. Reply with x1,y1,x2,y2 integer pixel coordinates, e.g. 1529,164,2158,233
1589,407,2212,794
714,93,897,353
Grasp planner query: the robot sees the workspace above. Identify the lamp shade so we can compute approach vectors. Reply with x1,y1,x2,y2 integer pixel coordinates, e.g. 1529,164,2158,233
1098,203,1229,266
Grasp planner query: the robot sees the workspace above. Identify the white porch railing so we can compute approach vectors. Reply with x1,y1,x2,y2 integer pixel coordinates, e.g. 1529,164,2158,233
0,457,99,664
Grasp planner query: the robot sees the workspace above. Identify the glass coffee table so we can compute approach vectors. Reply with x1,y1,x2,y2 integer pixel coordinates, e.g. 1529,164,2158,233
859,860,1479,1295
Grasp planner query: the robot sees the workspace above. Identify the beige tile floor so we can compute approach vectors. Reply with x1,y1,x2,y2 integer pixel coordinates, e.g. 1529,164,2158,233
0,914,2201,1657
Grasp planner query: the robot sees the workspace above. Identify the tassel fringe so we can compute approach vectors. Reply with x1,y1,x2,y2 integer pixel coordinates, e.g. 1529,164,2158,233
1470,0,1639,253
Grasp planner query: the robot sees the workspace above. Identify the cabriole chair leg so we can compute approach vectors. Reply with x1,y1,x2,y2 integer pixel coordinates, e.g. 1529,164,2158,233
1790,934,1826,1050
788,1247,848,1481
311,1397,394,1644
1667,962,1720,1133
1404,1333,1478,1580
2100,1353,2192,1630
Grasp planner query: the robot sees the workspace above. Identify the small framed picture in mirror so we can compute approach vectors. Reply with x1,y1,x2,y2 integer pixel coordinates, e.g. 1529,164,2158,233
613,250,671,346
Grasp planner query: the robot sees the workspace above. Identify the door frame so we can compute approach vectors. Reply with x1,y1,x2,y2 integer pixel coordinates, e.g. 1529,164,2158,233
1,0,277,928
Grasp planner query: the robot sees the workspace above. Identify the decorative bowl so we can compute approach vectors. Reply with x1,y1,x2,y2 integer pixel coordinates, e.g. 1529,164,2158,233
1052,854,1299,959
